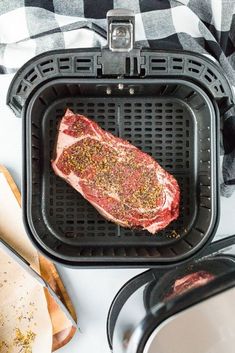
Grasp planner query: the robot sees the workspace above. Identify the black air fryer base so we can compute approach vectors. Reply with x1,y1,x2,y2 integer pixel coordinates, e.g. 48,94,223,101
22,78,219,266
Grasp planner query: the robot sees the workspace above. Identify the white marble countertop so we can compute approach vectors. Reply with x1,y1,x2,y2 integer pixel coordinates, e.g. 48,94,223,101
1,73,235,353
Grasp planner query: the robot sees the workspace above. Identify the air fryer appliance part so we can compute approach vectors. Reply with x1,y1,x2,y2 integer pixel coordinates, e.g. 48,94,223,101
107,253,235,353
142,285,235,353
144,256,233,309
7,8,235,266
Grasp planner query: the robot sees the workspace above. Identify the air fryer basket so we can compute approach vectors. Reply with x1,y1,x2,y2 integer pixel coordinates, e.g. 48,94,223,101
7,46,234,266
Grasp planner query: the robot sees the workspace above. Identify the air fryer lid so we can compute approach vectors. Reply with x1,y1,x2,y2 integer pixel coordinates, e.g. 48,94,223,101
108,249,235,353
144,254,235,309
141,278,235,353
127,267,235,353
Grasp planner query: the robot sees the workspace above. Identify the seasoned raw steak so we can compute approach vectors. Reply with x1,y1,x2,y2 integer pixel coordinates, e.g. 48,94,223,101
52,109,180,234
166,271,215,299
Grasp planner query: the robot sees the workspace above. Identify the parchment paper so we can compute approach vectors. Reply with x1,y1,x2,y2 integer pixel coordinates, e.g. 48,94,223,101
0,172,52,353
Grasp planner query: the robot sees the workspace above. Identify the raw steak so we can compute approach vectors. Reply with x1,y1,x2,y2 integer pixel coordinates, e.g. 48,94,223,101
52,109,180,234
166,271,215,299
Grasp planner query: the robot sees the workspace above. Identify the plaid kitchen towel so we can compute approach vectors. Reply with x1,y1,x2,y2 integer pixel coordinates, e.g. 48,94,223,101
0,0,235,196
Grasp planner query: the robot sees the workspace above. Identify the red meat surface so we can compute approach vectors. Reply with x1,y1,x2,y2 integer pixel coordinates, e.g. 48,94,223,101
166,271,215,299
52,109,180,234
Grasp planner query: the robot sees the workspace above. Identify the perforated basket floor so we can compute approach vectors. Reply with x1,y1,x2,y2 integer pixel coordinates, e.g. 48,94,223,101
22,78,219,265
44,97,194,246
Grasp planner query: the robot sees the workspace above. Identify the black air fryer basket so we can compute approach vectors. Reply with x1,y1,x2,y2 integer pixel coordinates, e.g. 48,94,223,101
7,9,235,267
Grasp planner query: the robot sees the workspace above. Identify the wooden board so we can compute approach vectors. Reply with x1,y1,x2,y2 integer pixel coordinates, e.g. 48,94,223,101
0,165,77,351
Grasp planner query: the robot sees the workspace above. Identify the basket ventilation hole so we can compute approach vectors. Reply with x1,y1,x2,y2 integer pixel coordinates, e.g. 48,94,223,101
126,57,130,74
204,69,217,83
75,57,92,72
25,68,38,83
204,74,212,83
188,67,199,73
173,65,182,70
16,84,22,94
220,84,225,93
39,59,55,74
172,57,183,62
188,59,202,67
151,58,166,63
150,57,167,71
59,57,71,70
125,57,138,75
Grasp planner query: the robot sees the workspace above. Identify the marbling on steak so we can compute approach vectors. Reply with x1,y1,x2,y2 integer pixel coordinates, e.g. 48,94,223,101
166,271,215,299
52,109,180,234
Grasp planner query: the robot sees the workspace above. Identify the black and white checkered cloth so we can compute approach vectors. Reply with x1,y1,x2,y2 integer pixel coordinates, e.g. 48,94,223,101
0,0,235,196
